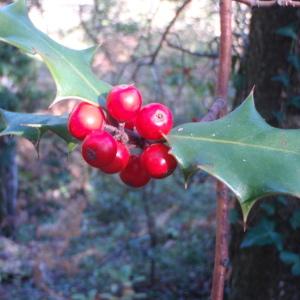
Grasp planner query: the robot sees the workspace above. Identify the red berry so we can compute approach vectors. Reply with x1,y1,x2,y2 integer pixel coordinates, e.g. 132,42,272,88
100,141,130,174
136,103,173,140
107,85,142,122
82,131,117,168
120,155,151,188
141,144,177,179
68,102,105,140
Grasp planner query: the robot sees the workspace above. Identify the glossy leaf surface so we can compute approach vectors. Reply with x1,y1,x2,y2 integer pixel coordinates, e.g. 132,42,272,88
0,108,76,148
0,0,111,106
168,93,300,221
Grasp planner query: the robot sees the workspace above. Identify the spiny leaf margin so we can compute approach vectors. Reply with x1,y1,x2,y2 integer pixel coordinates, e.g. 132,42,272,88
0,108,77,150
0,0,111,106
167,92,300,222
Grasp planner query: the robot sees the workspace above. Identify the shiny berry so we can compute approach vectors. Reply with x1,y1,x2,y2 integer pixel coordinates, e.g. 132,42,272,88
120,155,151,188
141,144,177,179
82,131,117,168
100,141,130,174
107,85,142,122
68,102,105,140
136,103,173,140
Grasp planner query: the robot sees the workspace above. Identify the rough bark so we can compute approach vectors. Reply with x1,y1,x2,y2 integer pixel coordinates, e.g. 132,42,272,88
229,7,300,300
234,7,300,121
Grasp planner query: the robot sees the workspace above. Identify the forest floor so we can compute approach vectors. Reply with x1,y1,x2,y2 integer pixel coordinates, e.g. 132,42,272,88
0,135,216,300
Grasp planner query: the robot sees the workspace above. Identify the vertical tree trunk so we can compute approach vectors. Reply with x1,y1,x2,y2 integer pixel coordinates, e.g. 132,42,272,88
233,7,300,125
0,87,19,236
229,7,300,300
0,136,18,236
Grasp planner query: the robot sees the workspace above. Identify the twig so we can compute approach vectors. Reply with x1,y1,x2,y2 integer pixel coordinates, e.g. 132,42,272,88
166,39,218,58
201,98,227,122
130,0,193,80
235,0,275,5
234,0,300,7
142,186,157,286
149,0,193,65
104,124,135,145
210,0,232,300
104,124,155,149
78,5,114,64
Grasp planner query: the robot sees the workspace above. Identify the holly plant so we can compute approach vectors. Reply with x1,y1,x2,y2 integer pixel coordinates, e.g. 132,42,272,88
1,0,300,223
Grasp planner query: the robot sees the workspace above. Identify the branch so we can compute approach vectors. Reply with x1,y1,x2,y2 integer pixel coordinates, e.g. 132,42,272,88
78,5,114,64
166,39,218,59
210,1,232,300
130,0,193,81
201,98,227,122
149,0,192,65
104,124,156,149
234,0,300,7
130,0,193,80
235,0,275,5
142,187,157,285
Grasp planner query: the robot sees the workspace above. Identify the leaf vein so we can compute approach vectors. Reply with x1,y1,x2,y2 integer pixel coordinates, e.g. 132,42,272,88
172,135,300,156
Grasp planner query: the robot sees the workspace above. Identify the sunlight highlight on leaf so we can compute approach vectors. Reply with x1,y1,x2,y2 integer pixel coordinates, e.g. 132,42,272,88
0,0,111,106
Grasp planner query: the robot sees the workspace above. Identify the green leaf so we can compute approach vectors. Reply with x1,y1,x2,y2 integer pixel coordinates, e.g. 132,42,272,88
167,92,300,222
260,202,275,216
272,73,289,87
240,219,283,250
288,54,300,71
0,0,111,106
289,209,300,230
229,208,240,224
280,251,300,276
0,108,76,148
288,96,300,109
276,25,298,40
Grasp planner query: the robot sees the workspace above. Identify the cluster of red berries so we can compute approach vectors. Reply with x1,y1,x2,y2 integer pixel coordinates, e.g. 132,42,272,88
67,85,177,188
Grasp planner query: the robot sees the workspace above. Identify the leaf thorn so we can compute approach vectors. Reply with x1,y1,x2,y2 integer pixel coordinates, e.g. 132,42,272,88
243,221,248,232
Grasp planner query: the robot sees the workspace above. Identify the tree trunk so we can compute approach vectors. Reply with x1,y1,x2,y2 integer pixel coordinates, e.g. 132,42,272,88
0,136,18,235
234,7,300,125
229,7,300,300
0,87,19,236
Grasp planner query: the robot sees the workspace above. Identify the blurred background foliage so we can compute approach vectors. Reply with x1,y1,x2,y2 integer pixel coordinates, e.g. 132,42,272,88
1,1,300,300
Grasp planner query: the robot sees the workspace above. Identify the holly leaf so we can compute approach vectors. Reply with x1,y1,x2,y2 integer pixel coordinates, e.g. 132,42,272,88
0,108,77,149
280,251,300,276
240,219,283,251
168,92,300,222
0,0,111,106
